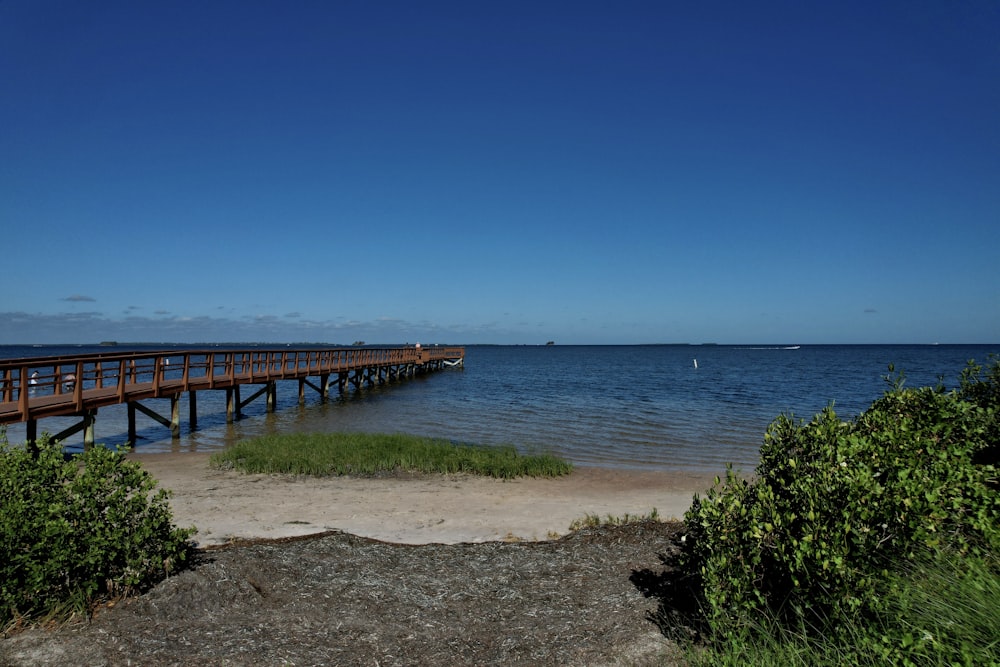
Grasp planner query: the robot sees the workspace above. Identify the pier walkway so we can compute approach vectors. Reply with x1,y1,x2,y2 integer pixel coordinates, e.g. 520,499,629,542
0,346,464,449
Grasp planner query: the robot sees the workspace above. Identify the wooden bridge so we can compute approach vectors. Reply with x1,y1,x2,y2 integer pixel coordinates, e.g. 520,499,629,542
0,346,465,449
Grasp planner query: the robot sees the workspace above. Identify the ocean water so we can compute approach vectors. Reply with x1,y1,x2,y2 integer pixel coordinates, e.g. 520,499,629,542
2,344,997,474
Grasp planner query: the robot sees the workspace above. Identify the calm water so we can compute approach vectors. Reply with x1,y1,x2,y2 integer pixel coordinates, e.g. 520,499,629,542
2,344,997,474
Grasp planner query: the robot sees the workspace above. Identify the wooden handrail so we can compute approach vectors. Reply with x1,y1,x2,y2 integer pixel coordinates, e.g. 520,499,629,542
0,346,464,425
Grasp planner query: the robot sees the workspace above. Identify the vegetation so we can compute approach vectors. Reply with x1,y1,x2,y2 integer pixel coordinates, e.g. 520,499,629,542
678,358,1000,664
685,548,1000,666
210,431,573,479
568,508,661,531
0,434,195,629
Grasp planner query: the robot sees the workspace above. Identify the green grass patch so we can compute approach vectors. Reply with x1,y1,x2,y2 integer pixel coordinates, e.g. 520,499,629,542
209,432,573,479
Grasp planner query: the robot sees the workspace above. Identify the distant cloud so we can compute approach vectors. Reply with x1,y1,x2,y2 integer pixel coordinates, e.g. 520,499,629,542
864,308,878,314
0,309,516,345
285,312,302,318
62,294,96,302
154,310,170,315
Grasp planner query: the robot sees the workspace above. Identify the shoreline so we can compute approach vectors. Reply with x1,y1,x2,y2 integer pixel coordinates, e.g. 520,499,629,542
130,451,716,547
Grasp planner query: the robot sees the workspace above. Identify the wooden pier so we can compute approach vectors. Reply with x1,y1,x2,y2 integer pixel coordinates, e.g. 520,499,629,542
0,346,464,449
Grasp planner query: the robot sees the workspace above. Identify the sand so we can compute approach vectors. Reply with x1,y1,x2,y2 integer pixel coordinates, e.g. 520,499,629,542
129,452,715,546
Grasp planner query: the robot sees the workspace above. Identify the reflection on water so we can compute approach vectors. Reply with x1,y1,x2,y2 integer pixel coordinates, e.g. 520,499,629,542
3,344,997,474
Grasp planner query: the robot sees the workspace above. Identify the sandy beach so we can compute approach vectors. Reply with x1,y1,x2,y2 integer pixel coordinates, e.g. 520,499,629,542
130,452,715,546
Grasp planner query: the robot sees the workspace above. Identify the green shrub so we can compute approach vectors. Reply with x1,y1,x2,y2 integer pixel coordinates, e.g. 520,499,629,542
0,435,195,627
685,547,1000,667
959,354,1000,467
679,360,1000,646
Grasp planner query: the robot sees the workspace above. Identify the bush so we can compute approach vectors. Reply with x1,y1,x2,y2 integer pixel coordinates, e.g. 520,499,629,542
0,435,195,627
684,546,1000,667
959,354,1000,467
679,360,1000,647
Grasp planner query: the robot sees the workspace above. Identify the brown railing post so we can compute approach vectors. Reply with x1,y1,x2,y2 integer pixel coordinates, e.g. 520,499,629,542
117,359,127,402
206,352,216,386
152,357,162,393
73,361,84,411
17,367,29,421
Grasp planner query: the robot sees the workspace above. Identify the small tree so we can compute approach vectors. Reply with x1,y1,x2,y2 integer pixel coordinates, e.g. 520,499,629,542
0,435,195,626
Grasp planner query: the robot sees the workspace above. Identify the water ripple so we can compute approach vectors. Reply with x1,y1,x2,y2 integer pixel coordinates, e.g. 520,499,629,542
3,344,996,474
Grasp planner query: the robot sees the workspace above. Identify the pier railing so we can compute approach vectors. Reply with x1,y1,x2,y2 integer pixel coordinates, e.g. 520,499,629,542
0,346,464,445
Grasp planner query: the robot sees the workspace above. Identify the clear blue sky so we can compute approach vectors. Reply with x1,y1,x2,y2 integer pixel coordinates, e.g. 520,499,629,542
2,1,998,345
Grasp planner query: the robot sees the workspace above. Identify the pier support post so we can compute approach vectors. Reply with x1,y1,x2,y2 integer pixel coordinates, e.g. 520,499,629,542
266,382,277,412
128,403,136,446
26,419,37,455
170,395,181,438
83,410,96,450
51,410,97,451
237,384,270,413
189,391,198,430
226,387,241,423
129,401,176,441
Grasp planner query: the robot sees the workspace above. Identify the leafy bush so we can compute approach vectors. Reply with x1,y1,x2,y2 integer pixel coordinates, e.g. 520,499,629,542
685,547,1000,667
0,435,195,627
679,360,1000,647
959,354,1000,467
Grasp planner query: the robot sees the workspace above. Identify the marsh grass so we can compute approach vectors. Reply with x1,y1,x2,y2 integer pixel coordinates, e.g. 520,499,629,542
209,432,572,479
687,547,1000,666
886,547,1000,666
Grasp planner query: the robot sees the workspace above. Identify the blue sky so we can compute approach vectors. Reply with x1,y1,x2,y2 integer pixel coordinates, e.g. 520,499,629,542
2,1,998,345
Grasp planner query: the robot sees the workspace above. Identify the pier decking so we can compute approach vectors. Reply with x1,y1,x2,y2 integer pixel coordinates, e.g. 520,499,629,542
0,346,464,449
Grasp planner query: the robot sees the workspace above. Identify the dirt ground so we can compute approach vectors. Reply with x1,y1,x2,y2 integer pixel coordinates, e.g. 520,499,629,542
1,456,709,666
